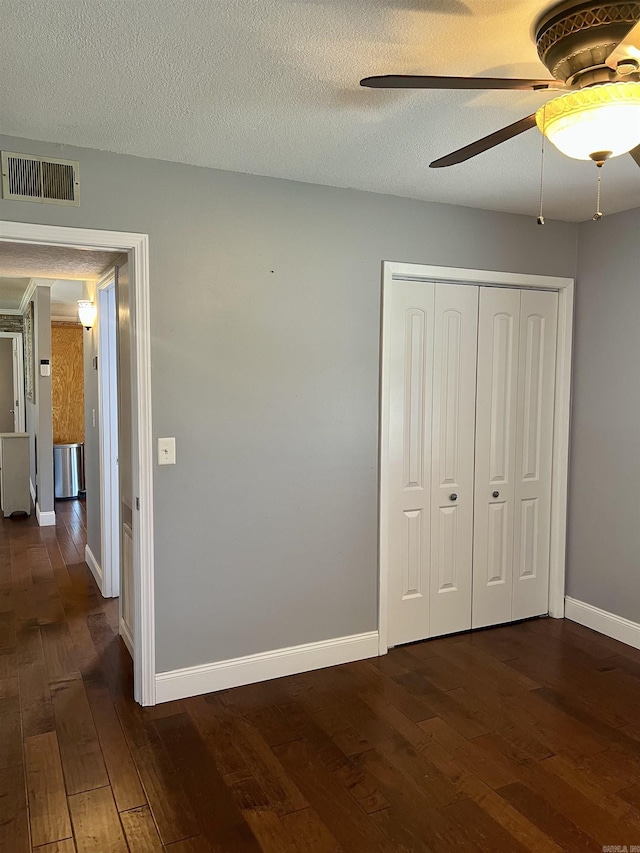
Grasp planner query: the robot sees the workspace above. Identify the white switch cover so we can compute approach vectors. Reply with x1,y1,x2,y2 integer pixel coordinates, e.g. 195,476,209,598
157,437,176,465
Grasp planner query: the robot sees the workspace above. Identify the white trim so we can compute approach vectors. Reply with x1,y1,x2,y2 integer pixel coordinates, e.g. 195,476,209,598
29,478,36,505
0,331,25,432
155,631,379,704
84,544,104,591
378,262,574,653
96,270,120,600
0,221,155,706
18,279,38,317
565,597,640,650
120,618,134,658
35,503,56,526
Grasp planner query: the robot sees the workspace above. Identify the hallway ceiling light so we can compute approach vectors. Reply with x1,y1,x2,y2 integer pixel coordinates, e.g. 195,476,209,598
77,300,96,330
535,82,640,164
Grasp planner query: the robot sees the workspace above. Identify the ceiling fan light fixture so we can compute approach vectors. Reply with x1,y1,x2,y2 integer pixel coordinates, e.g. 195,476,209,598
535,82,640,161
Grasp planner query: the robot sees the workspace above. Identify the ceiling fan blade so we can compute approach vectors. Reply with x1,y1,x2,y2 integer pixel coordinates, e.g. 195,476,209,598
360,74,565,91
429,114,537,168
605,19,640,69
630,144,640,167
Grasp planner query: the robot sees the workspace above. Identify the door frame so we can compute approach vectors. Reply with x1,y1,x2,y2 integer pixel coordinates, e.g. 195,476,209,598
0,331,25,432
0,220,155,706
379,262,575,655
96,269,120,601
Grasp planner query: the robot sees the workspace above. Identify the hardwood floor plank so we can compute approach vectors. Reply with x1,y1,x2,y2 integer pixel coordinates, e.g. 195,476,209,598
121,722,199,846
119,804,163,852
50,675,110,795
272,739,397,853
41,621,79,682
164,837,214,852
154,711,261,851
25,731,73,847
18,624,55,737
498,780,601,852
0,764,30,853
84,676,147,812
68,785,128,853
33,840,77,852
441,795,530,852
0,682,23,769
280,807,343,853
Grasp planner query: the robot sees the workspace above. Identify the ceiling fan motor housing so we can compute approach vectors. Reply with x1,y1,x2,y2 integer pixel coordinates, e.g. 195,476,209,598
535,0,640,84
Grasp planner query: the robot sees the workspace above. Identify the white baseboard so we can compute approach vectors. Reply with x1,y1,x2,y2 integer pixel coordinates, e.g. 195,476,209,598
120,618,134,658
155,630,379,704
35,503,56,527
84,544,103,593
565,596,640,651
29,479,36,505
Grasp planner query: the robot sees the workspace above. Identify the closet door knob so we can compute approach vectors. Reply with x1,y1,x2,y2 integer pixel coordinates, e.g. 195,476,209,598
449,493,457,501
492,491,500,498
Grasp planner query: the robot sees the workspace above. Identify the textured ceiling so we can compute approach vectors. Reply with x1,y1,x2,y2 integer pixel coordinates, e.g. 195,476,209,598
1,0,639,221
0,243,116,280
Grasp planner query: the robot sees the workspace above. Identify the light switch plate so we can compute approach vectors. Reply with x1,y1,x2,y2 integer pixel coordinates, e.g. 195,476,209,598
157,437,176,465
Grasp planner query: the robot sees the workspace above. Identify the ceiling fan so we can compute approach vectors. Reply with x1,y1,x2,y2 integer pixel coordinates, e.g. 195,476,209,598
360,0,640,170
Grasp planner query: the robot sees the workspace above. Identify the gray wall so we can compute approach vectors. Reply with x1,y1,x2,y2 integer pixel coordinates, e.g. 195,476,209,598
24,286,54,513
566,208,640,622
0,134,579,672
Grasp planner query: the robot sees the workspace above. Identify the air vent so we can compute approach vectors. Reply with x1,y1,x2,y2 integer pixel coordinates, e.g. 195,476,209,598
1,151,80,206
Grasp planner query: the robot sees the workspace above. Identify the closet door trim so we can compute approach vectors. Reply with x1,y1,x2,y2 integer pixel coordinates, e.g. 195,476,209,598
379,262,574,655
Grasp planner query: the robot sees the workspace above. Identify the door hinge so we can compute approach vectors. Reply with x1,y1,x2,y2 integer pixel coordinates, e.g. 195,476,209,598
136,497,140,510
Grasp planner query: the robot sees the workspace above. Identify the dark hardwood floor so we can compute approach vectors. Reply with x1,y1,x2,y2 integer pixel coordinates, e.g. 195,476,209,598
2,505,640,851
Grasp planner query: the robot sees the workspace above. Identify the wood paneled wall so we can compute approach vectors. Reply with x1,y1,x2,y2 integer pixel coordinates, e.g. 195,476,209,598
51,323,85,445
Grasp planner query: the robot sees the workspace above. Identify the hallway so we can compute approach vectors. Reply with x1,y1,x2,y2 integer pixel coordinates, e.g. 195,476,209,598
3,507,640,851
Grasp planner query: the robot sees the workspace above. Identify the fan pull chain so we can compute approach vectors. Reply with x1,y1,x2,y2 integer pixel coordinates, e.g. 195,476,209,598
537,104,546,225
593,170,603,221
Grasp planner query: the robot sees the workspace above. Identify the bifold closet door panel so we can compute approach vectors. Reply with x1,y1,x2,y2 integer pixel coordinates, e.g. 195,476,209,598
512,289,558,621
429,284,478,637
472,287,521,629
386,281,436,646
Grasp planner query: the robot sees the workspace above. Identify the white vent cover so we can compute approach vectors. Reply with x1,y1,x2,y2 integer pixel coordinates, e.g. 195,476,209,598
1,151,80,206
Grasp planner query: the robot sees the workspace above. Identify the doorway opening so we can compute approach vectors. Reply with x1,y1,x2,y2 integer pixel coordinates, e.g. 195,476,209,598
0,221,155,705
0,330,25,432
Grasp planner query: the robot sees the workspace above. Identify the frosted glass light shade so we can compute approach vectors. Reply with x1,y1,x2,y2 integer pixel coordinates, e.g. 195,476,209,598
77,300,96,329
536,82,640,161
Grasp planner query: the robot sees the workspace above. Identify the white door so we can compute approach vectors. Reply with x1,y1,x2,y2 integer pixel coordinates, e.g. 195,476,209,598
429,284,478,637
472,287,521,629
386,280,435,646
386,282,478,645
384,280,559,645
512,289,558,621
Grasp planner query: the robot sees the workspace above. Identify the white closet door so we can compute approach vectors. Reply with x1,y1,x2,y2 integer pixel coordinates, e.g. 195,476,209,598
429,284,478,637
512,289,558,620
386,281,435,646
472,287,521,629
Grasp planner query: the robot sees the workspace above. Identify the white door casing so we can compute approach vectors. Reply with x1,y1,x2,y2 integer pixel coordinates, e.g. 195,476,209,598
430,284,478,638
97,272,120,599
512,289,558,621
472,287,521,630
379,262,574,654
